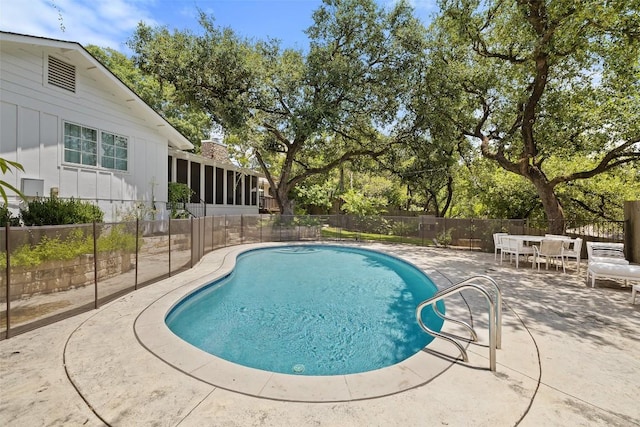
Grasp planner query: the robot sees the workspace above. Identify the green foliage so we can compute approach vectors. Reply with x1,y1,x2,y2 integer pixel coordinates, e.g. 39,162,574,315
167,182,193,218
86,45,211,150
0,157,25,204
20,197,103,226
2,225,136,268
428,0,640,228
435,229,453,247
168,182,192,205
129,1,426,215
0,204,19,227
390,221,415,237
341,189,386,216
361,216,391,235
293,182,334,214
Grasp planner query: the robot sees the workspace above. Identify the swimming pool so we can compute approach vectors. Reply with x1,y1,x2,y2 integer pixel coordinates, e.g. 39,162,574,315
165,245,444,376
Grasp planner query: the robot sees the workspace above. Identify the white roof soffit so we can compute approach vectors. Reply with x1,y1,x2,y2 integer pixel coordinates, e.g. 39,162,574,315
0,31,194,151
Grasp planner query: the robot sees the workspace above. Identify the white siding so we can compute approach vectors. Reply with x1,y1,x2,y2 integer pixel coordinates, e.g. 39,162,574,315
0,102,18,190
97,171,111,200
0,39,172,221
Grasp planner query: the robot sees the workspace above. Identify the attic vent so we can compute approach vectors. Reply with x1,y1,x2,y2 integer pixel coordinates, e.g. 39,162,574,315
47,56,76,93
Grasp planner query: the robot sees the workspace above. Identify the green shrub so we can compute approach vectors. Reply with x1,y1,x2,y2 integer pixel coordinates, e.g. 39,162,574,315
168,182,193,218
435,228,453,247
96,225,137,253
0,204,19,227
0,225,136,268
20,197,103,225
390,221,414,237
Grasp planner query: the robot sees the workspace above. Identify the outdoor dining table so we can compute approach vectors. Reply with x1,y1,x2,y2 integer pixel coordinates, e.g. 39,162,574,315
501,235,575,269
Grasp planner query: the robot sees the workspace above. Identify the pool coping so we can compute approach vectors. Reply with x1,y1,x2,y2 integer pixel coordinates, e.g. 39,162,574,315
134,242,468,402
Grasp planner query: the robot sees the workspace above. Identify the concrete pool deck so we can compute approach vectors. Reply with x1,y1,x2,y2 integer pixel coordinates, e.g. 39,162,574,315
1,242,639,426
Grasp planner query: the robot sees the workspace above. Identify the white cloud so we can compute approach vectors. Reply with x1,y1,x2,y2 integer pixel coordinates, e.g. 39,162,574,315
0,0,157,50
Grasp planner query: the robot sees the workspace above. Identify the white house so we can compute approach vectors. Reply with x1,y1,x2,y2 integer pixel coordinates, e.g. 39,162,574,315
0,31,262,221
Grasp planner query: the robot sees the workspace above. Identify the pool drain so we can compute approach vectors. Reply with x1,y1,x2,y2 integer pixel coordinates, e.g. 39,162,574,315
292,364,305,374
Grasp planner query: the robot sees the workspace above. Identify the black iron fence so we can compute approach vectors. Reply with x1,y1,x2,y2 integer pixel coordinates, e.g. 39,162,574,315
0,215,626,339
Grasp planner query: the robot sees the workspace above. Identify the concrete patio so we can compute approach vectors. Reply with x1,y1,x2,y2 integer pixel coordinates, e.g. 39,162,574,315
1,242,638,426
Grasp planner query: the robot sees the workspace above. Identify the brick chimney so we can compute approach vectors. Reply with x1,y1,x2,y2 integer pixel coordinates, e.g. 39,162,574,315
201,138,230,163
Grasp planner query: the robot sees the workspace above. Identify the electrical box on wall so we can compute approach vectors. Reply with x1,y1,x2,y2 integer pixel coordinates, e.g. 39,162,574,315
21,178,45,197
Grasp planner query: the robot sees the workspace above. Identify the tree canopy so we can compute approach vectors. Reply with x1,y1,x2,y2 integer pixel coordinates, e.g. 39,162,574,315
426,0,640,231
128,0,426,215
86,45,212,150
104,0,640,224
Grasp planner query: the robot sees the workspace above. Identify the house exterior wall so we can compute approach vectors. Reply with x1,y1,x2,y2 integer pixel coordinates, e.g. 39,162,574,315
0,37,174,222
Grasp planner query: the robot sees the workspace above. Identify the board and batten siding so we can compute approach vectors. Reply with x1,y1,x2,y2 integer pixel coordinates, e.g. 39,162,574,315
0,38,171,221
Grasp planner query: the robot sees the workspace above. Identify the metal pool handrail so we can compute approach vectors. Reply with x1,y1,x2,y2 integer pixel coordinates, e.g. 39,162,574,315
416,275,502,372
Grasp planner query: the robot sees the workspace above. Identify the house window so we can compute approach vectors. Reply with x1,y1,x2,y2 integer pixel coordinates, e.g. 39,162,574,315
63,122,128,171
101,131,128,171
64,122,97,166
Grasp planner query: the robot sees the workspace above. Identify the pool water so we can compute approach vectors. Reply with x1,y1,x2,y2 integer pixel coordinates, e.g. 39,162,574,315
166,245,444,376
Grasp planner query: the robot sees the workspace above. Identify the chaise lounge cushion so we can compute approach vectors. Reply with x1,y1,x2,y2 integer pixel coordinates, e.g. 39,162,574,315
589,256,629,265
587,262,640,288
587,242,627,264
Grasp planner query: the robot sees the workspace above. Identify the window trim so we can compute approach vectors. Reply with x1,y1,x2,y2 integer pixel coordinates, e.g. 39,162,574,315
62,120,130,173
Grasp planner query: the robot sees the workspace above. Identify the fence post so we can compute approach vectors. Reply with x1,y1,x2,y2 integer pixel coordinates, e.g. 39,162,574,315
135,219,139,290
470,218,475,250
93,221,98,309
5,224,11,338
168,216,172,277
190,217,194,269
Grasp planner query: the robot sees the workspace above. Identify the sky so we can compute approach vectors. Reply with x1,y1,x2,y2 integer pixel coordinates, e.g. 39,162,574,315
0,0,439,53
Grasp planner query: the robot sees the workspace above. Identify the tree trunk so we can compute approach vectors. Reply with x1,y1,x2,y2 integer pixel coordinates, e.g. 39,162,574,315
531,177,565,234
275,185,294,217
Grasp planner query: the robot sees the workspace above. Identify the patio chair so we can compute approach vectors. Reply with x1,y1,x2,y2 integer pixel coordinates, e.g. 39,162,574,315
532,239,566,273
493,232,508,260
563,238,583,273
500,236,535,269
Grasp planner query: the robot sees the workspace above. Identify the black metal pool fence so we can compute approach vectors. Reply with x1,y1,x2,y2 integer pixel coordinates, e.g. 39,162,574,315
0,215,626,339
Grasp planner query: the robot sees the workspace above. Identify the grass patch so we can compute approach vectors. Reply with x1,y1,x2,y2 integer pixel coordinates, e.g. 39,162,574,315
320,227,431,246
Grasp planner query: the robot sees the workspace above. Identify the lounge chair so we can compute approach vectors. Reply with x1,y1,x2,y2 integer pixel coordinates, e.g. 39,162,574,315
585,241,640,289
586,242,628,265
586,262,640,288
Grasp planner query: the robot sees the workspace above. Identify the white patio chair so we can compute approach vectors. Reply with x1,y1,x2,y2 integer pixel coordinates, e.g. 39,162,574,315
545,234,572,249
501,236,535,269
563,238,583,273
493,232,508,260
533,239,566,273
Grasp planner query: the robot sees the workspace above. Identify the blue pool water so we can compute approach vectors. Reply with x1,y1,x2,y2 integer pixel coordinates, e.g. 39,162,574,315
166,245,444,376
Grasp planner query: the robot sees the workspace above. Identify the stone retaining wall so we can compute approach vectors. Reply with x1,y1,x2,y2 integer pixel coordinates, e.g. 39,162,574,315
1,234,192,301
1,252,134,301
